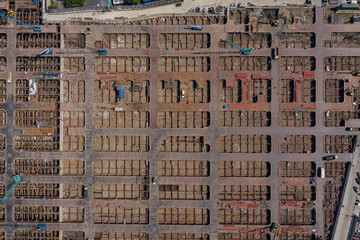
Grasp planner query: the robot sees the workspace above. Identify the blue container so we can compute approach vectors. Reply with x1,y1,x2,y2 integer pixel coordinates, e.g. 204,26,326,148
116,86,126,99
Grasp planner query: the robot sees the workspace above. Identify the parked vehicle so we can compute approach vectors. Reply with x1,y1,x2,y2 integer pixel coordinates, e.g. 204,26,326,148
323,155,338,161
356,178,360,185
354,186,358,193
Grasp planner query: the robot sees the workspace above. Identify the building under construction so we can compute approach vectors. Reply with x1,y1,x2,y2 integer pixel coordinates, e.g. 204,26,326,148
0,0,359,239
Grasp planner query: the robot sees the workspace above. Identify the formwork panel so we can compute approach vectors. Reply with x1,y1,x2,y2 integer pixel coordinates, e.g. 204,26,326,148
94,80,150,104
280,56,315,71
15,9,41,25
279,185,316,201
219,56,271,71
13,230,84,240
219,111,271,127
95,57,150,72
14,110,58,128
93,184,149,200
219,185,271,201
302,79,316,103
158,160,209,177
219,135,271,153
93,135,150,152
159,185,209,200
249,78,271,103
37,79,60,103
323,111,360,127
159,111,210,128
279,161,316,177
219,79,242,103
14,159,84,176
15,79,29,102
0,80,5,103
219,161,270,177
0,34,6,49
324,56,360,71
0,135,5,151
123,15,226,25
0,110,5,128
218,233,270,240
14,135,58,152
218,208,270,225
325,79,344,103
93,207,149,224
158,208,209,225
16,56,60,72
0,159,4,175
159,33,210,49
94,110,150,128
279,33,315,48
222,32,271,49
14,206,59,223
0,58,6,72
158,56,210,72
158,80,181,103
158,233,209,240
279,233,316,240
93,159,149,176
158,136,210,153
280,79,295,103
324,135,356,153
100,33,150,49
94,232,149,240
279,209,315,225
16,33,60,49
280,111,316,127
280,135,315,153
14,183,83,199
325,32,360,48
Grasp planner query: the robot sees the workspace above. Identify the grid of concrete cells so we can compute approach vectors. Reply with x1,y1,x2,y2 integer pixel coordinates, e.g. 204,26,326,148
0,1,358,240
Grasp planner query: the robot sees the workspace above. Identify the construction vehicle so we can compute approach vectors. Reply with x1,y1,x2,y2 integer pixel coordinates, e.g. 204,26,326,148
37,225,47,230
270,223,279,240
272,48,279,59
8,10,14,18
188,25,203,31
227,41,251,55
2,175,21,203
353,72,360,76
0,13,42,31
323,155,338,160
20,48,53,68
270,20,279,27
32,0,38,4
305,0,312,5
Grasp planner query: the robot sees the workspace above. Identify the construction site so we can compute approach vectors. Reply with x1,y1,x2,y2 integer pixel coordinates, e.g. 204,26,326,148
0,0,359,239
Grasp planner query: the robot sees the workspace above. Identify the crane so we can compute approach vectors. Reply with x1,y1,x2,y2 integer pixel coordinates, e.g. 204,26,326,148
0,13,42,31
2,175,21,203
227,41,252,55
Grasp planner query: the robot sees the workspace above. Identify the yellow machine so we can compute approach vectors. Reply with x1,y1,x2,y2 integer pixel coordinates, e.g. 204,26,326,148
8,10,13,17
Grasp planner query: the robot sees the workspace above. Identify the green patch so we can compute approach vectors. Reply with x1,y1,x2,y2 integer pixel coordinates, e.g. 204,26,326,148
63,0,84,8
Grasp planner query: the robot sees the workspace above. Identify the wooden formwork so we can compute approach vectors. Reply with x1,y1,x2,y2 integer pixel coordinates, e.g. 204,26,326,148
94,232,149,240
279,185,316,201
95,56,150,73
279,32,315,49
280,135,315,153
0,34,6,49
280,111,316,127
0,110,5,128
219,79,242,103
16,33,60,49
159,33,210,49
219,111,271,127
158,160,209,177
324,135,356,153
14,110,58,128
279,161,316,177
222,32,271,49
100,33,150,49
219,161,270,177
218,185,271,201
279,208,315,225
16,56,60,72
0,80,5,103
158,208,209,225
93,159,149,176
158,185,209,200
219,135,271,153
158,233,209,240
93,135,150,152
324,79,344,103
324,56,360,71
219,56,271,71
93,183,149,200
158,136,210,153
15,79,29,103
218,233,270,240
324,111,360,127
93,207,149,224
280,56,315,71
14,135,58,152
159,56,210,72
218,208,270,225
159,111,210,128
